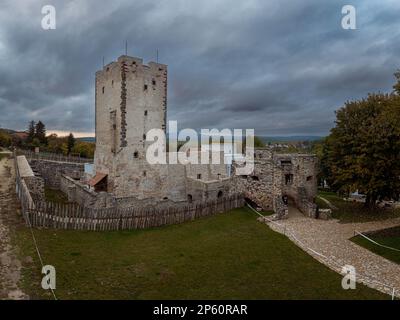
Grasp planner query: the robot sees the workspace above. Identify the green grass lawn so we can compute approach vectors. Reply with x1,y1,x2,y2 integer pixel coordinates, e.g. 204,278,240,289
15,207,387,300
44,187,69,204
317,191,400,223
351,226,400,264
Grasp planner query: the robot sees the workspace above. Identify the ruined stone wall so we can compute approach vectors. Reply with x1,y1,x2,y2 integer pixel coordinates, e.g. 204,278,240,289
24,176,45,201
276,154,318,203
60,175,115,208
231,149,318,214
29,159,84,189
231,149,276,211
186,177,231,202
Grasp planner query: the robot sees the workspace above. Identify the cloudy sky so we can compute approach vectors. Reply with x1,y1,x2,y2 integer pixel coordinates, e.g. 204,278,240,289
0,0,399,137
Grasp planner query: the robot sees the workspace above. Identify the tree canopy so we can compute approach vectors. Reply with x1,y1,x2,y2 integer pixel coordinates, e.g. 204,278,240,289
321,73,400,207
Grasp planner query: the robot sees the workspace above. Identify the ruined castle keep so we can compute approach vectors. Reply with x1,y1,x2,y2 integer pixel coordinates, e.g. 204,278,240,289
91,55,230,205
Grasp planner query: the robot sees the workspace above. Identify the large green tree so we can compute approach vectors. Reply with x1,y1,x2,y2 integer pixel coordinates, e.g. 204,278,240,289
67,132,76,155
322,77,400,207
34,121,47,145
27,120,36,143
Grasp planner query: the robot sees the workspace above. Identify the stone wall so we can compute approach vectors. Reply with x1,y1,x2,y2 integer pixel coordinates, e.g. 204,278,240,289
231,149,318,217
29,159,84,189
59,175,116,208
16,155,45,200
24,176,45,201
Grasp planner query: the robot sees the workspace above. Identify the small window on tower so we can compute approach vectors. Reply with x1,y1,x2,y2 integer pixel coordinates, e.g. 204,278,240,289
133,151,139,159
144,110,148,116
102,86,105,94
144,84,148,91
152,79,156,86
143,171,146,177
143,134,146,140
197,174,202,180
111,80,114,87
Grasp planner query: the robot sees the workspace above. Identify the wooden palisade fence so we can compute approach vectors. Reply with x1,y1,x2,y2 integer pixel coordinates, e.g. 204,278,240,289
19,149,93,164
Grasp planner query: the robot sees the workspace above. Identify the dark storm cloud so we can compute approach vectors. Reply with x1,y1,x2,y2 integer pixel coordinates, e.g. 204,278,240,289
0,0,399,136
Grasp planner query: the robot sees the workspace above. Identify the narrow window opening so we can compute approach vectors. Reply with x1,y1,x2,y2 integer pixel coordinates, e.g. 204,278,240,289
285,174,293,185
133,151,139,159
144,84,148,91
197,174,202,180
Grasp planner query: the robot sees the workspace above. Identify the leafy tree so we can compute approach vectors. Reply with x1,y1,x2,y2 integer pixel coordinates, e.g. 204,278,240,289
34,121,47,145
322,90,400,207
31,137,41,148
0,130,12,148
72,141,95,158
67,133,76,155
27,121,36,143
254,136,265,148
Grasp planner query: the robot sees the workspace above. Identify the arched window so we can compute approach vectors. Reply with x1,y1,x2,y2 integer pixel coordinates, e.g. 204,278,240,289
187,194,193,203
217,191,223,198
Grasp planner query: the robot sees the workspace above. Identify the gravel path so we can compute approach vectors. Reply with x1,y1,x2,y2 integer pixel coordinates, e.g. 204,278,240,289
260,206,400,298
0,156,29,300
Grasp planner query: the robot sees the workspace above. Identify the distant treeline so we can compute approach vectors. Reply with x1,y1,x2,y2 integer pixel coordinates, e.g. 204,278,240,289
0,121,95,158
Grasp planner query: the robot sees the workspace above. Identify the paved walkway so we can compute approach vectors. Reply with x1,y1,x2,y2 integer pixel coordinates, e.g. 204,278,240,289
0,156,28,299
261,206,400,298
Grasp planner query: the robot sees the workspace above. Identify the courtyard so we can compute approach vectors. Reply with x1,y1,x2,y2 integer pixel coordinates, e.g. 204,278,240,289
13,205,387,300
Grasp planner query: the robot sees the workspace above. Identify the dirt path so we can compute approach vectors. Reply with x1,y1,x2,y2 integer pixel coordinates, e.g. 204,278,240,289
0,156,29,300
262,207,400,298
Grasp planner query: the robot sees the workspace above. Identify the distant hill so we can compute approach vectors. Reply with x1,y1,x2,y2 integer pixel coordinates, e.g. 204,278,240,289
0,128,17,134
259,136,324,143
77,137,96,143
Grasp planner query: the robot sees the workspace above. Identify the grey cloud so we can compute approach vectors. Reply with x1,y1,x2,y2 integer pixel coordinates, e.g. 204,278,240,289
0,0,399,136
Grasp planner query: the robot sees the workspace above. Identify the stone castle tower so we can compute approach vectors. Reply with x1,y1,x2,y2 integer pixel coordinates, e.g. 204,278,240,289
93,55,168,194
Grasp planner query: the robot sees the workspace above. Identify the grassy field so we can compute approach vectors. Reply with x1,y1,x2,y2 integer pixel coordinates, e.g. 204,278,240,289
44,187,69,204
352,226,400,264
317,191,400,223
14,207,387,300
